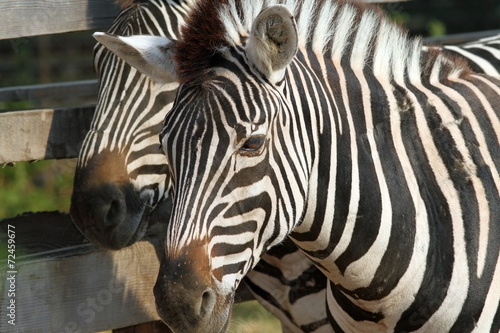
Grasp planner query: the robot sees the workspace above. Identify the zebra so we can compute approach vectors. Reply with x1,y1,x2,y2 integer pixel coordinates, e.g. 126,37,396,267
68,1,320,331
75,1,500,332
92,0,500,332
69,1,325,331
66,1,379,332
70,0,194,249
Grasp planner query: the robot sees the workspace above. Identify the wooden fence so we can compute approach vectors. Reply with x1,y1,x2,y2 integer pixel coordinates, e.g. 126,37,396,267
0,1,170,332
0,0,498,332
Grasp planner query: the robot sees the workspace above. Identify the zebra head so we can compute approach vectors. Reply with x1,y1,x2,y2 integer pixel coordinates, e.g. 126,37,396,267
93,3,305,331
70,36,175,250
157,6,305,332
69,0,192,250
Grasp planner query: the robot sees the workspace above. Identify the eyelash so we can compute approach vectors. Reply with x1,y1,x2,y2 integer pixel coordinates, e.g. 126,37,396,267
239,135,266,155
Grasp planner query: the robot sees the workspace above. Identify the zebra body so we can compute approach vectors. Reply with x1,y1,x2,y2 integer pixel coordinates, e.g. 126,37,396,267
254,33,500,332
95,0,500,332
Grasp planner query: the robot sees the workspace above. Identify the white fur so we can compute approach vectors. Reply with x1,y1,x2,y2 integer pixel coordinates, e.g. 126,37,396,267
331,4,356,60
93,32,178,83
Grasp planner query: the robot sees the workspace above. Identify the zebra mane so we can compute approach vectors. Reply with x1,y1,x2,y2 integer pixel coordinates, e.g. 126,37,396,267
114,0,151,9
114,0,135,9
175,0,470,84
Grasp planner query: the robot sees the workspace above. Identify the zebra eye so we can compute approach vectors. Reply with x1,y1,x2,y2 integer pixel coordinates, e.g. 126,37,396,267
240,135,266,154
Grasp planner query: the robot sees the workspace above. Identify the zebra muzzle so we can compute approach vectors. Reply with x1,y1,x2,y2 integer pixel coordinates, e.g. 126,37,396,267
153,241,233,333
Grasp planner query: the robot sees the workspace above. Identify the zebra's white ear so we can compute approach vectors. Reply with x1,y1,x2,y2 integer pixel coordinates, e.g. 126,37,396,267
246,5,298,84
93,32,178,83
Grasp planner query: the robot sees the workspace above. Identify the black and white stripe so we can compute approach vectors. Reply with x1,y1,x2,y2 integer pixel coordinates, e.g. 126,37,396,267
77,0,194,204
73,0,500,331
438,33,500,76
70,1,196,250
157,0,500,331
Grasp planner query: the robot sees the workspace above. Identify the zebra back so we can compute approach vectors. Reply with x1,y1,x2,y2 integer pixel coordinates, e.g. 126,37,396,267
428,33,500,76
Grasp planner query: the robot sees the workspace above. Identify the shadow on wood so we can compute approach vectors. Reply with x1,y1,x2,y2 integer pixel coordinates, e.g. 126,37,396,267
113,320,172,333
0,211,161,332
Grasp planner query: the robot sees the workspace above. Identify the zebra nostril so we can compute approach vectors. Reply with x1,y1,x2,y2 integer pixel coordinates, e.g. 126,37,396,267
104,198,125,227
199,288,216,317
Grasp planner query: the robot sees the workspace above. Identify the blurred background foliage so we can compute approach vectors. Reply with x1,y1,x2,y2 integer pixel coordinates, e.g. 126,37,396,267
381,0,500,36
0,0,499,331
0,159,75,218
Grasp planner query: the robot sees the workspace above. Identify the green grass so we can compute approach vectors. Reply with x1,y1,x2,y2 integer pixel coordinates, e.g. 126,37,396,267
0,159,75,218
229,300,282,333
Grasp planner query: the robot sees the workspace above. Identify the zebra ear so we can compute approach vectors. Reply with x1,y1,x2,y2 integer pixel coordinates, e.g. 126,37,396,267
246,5,298,84
93,32,178,83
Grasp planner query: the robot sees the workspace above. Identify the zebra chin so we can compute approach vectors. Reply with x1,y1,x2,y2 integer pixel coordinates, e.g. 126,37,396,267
70,181,150,250
155,294,232,333
153,241,235,333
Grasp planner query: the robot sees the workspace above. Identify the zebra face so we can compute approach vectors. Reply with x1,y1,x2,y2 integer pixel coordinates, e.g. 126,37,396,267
69,0,191,250
71,148,151,250
70,43,174,250
155,69,300,332
70,126,169,250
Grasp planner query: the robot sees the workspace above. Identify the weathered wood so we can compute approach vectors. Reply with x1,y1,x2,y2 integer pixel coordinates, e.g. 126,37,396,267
0,243,161,332
0,0,119,40
0,80,98,103
0,212,162,333
113,321,172,333
0,106,95,164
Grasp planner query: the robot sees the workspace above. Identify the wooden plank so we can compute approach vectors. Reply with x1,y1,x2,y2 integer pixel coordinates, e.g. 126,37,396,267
0,0,120,40
113,321,172,333
0,106,95,164
0,80,98,103
0,213,162,332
